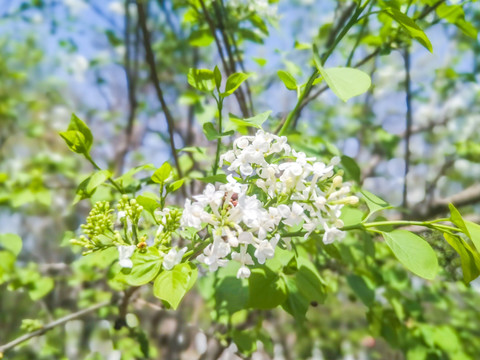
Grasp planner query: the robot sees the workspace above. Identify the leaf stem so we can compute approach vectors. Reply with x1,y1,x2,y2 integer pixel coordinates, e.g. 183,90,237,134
85,154,125,194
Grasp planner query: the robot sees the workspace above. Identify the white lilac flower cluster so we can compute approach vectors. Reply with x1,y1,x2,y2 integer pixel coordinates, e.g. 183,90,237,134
181,130,358,279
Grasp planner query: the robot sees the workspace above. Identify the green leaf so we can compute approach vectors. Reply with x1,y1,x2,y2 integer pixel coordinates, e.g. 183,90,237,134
188,29,214,47
153,262,198,309
449,203,480,252
68,113,93,151
29,277,54,301
115,164,155,188
125,247,162,286
448,203,473,241
465,220,480,253
277,70,297,90
443,232,480,283
202,122,234,141
361,190,391,219
213,65,222,90
222,72,250,97
232,329,257,355
347,274,375,307
152,162,172,184
247,267,287,309
229,111,271,131
60,114,94,155
74,170,112,203
166,179,184,194
436,3,477,39
282,276,309,322
136,193,159,215
0,233,22,257
59,130,88,154
0,251,16,283
315,66,372,102
382,230,439,280
295,257,326,304
187,68,215,92
341,155,361,182
383,8,433,52
253,57,267,67
340,207,364,227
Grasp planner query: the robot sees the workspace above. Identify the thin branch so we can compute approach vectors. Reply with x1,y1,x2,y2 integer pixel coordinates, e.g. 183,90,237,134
288,0,444,130
136,0,185,189
115,0,139,175
402,47,412,208
115,286,139,329
412,184,480,219
197,0,250,117
0,301,110,355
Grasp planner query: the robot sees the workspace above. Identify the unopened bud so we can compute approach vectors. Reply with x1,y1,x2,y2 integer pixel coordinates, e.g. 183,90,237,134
345,196,359,205
332,175,343,188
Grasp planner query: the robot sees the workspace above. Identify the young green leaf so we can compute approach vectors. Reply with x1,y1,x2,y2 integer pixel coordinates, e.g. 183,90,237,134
341,155,361,183
213,65,222,90
166,179,184,194
126,247,162,286
74,170,112,203
443,232,480,283
68,113,93,151
382,230,439,280
187,68,215,92
383,8,433,52
28,277,54,301
0,233,22,257
152,162,172,184
153,262,198,309
188,29,214,47
203,122,234,141
448,203,480,252
59,130,88,155
136,193,159,215
436,4,477,39
222,72,250,97
361,190,391,219
277,70,297,90
465,220,480,253
316,67,372,102
229,110,271,130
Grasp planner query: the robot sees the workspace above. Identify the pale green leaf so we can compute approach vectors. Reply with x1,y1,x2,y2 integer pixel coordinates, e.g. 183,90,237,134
151,162,172,184
277,70,297,90
153,262,198,309
187,68,215,92
0,233,22,257
222,72,250,97
125,247,162,286
384,8,433,52
382,230,439,280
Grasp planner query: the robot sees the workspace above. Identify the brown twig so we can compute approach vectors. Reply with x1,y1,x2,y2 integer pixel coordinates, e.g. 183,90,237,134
0,300,110,355
136,0,185,193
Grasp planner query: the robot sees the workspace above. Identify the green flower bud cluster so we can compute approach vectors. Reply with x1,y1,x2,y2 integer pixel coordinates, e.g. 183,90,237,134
81,201,114,238
164,208,181,232
117,195,143,226
70,201,114,250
